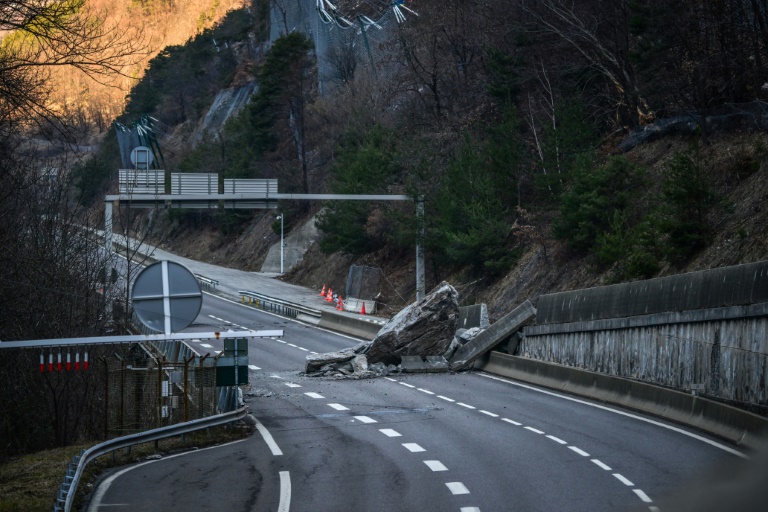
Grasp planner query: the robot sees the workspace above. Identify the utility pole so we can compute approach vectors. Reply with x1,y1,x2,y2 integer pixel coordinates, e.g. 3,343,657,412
276,213,284,274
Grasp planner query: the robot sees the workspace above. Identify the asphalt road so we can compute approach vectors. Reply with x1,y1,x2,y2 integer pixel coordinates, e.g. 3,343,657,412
85,291,746,512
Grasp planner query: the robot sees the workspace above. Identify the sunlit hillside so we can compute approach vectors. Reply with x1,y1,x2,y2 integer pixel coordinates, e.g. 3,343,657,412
49,0,248,136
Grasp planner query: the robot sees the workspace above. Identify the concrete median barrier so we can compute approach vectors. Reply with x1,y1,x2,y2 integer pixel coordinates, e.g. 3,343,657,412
317,310,385,340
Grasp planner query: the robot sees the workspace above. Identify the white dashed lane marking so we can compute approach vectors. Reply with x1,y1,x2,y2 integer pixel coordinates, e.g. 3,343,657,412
613,473,634,487
633,489,653,503
328,403,349,411
354,416,377,424
423,460,448,472
379,429,401,437
248,365,261,370
402,443,426,453
446,482,470,495
284,383,301,388
200,344,213,348
381,372,657,511
304,392,324,399
569,446,590,457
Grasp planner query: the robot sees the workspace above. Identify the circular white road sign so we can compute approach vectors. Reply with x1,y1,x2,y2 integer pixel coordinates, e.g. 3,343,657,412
131,261,202,334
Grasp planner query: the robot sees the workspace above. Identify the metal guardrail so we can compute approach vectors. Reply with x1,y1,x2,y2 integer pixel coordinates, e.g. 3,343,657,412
57,407,249,512
238,290,321,320
194,273,219,292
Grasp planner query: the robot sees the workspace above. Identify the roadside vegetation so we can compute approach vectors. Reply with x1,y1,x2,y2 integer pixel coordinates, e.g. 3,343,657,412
0,425,252,512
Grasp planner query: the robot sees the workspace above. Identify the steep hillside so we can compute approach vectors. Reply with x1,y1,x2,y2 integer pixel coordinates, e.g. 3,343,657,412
157,131,768,320
76,1,768,321
48,0,252,139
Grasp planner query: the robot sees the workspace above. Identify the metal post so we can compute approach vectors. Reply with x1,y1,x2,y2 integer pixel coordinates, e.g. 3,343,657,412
104,201,113,321
276,214,284,274
416,196,426,301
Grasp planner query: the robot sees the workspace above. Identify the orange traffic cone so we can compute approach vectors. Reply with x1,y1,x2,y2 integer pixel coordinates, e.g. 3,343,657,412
361,301,366,315
325,288,333,302
336,296,344,311
319,284,326,296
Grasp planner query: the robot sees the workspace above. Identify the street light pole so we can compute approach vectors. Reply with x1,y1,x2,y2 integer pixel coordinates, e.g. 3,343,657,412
276,214,284,274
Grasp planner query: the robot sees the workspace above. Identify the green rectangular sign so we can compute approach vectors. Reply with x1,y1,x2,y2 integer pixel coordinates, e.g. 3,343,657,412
216,365,249,386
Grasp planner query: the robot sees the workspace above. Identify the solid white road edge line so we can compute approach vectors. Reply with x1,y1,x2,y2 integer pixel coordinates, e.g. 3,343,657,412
88,439,248,511
478,372,747,458
255,418,284,456
278,471,291,512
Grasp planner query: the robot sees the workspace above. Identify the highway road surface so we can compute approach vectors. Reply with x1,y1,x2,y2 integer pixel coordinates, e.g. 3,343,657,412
85,289,748,512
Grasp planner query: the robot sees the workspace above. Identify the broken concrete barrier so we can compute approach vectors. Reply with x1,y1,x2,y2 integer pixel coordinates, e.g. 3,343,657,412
449,300,536,371
304,349,355,373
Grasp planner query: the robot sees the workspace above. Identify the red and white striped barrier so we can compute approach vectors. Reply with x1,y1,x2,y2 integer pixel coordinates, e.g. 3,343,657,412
39,350,89,372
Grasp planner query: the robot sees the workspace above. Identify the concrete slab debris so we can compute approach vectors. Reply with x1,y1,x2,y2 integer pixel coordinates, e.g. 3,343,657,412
449,300,536,371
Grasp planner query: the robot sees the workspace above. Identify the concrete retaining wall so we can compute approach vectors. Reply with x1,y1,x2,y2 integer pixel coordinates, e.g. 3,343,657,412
477,352,768,449
537,260,768,325
521,303,768,407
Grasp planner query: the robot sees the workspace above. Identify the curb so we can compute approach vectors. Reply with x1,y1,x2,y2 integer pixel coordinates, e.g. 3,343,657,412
476,351,768,450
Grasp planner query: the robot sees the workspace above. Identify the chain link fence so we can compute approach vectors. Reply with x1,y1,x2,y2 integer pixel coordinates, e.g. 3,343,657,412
105,350,218,437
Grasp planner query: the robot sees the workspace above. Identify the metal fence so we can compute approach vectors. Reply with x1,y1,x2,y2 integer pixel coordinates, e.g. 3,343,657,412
118,170,165,195
105,353,218,436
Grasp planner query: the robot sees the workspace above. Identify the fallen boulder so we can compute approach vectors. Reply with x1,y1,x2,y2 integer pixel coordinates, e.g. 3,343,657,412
366,282,459,366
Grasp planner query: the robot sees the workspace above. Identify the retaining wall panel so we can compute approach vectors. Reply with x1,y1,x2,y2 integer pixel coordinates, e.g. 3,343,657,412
537,261,768,325
521,316,768,406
